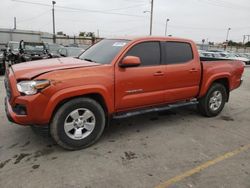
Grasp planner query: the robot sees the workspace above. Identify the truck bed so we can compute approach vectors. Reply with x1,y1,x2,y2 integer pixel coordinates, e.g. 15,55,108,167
200,57,229,62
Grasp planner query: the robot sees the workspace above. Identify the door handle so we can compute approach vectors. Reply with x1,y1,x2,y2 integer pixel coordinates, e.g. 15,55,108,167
154,71,164,76
189,68,198,73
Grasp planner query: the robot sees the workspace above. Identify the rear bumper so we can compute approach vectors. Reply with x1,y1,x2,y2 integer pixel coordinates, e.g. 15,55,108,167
240,79,243,87
236,79,243,89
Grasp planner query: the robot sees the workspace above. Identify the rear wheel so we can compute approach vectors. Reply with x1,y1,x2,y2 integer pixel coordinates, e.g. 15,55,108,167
198,83,227,117
50,98,106,150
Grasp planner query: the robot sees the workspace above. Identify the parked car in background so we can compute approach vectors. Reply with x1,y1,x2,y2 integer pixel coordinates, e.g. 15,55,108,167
58,47,85,57
199,50,250,66
78,44,90,50
199,51,222,58
45,43,64,58
18,40,49,62
0,51,5,75
5,41,20,63
223,53,250,65
66,44,90,51
5,36,244,150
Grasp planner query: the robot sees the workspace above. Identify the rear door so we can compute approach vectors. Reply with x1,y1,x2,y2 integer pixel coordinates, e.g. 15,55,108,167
163,41,201,102
115,41,166,111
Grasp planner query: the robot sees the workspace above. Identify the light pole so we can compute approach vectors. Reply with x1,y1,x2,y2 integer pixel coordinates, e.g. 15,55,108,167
226,27,231,42
149,0,154,36
14,17,17,30
52,1,56,43
165,18,170,36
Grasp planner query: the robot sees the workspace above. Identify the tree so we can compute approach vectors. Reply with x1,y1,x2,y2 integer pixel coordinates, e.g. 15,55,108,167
245,41,250,47
79,32,95,38
57,31,65,36
228,40,239,46
79,32,86,37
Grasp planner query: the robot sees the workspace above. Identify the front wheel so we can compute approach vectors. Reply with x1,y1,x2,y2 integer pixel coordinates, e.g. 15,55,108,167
198,83,227,117
50,98,106,150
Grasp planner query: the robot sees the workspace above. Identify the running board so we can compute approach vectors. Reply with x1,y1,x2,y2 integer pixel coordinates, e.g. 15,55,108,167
113,100,198,119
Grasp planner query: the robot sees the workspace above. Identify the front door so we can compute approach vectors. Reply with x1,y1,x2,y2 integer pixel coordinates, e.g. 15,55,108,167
115,41,166,111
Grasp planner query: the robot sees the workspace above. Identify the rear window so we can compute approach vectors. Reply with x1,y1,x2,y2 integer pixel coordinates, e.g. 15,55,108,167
164,42,193,64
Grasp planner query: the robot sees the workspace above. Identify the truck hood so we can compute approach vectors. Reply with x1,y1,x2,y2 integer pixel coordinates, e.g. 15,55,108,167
11,57,100,80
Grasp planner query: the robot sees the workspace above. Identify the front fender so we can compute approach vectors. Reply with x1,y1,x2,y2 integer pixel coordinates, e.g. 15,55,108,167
43,85,114,122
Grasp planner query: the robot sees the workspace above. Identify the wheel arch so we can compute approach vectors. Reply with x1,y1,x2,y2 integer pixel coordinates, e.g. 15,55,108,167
199,74,231,101
44,86,113,124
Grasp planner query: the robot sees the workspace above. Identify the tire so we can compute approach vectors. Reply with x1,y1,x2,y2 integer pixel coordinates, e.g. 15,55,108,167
50,98,106,150
198,83,227,117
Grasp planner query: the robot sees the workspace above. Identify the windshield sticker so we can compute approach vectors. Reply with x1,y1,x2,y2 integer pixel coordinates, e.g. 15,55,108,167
112,42,127,47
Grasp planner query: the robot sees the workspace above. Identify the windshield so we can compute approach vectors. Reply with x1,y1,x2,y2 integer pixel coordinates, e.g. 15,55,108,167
24,43,45,51
79,39,129,64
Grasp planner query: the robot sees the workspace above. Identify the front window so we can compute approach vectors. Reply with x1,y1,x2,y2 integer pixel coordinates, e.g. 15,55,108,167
125,41,161,66
79,39,129,64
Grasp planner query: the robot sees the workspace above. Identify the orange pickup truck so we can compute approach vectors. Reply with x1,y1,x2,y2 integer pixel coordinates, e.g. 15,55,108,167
4,37,244,150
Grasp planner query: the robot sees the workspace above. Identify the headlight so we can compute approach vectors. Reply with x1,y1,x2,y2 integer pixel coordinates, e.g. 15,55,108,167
17,80,50,95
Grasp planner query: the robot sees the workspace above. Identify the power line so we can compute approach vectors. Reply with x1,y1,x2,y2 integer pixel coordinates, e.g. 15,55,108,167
154,21,250,31
18,9,51,23
11,0,145,18
104,3,147,11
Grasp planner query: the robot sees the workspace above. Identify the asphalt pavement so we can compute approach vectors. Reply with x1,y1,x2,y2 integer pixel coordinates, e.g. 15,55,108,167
0,67,250,188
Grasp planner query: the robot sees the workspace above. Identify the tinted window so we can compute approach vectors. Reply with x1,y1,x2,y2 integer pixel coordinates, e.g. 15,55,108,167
165,42,193,64
126,42,160,66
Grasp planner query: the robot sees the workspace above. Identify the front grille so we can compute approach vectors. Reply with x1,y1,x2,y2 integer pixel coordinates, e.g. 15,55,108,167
4,77,12,101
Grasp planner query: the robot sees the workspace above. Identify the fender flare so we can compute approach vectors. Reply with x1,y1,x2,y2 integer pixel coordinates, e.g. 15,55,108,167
199,73,231,98
43,85,114,122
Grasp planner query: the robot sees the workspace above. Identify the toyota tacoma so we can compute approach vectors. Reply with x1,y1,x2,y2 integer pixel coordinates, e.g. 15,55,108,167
4,37,244,150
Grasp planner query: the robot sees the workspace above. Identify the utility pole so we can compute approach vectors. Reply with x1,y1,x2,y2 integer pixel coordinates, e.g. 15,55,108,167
14,17,16,30
243,34,250,52
243,35,250,44
225,27,231,50
52,1,56,43
226,27,231,42
149,0,154,36
165,18,170,36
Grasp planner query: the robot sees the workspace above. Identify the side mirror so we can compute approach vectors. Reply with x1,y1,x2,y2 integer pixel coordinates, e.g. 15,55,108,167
120,56,141,67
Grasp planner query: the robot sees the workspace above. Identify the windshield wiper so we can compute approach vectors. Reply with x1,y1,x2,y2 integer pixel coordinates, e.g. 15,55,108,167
83,58,95,63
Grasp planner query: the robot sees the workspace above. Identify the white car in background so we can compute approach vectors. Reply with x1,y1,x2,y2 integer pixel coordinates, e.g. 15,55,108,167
219,52,250,66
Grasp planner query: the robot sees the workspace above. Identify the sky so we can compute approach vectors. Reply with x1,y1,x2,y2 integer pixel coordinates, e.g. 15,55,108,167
0,0,250,43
